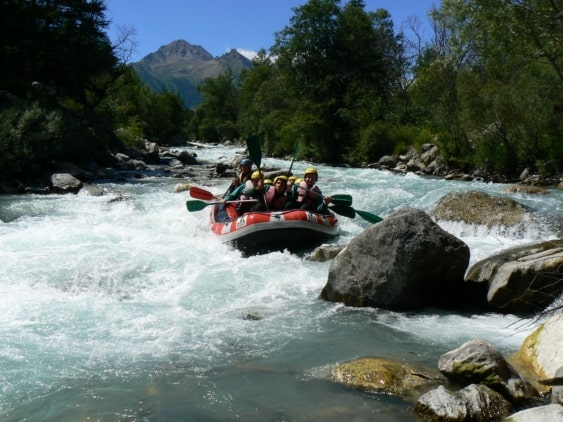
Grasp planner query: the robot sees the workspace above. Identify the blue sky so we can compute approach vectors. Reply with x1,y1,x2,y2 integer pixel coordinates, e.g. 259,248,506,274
105,0,440,62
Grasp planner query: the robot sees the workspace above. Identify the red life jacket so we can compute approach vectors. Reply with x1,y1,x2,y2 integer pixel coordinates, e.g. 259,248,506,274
265,186,287,210
296,181,322,208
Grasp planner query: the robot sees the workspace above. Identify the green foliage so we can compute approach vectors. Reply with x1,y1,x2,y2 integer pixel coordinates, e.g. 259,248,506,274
0,100,93,181
1,0,561,184
1,0,119,111
345,121,394,165
196,69,240,141
114,117,145,149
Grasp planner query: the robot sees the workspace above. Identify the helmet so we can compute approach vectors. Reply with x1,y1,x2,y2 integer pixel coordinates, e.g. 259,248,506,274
304,167,318,175
251,170,262,179
240,158,253,167
264,178,273,185
288,176,297,181
274,175,288,184
304,167,318,179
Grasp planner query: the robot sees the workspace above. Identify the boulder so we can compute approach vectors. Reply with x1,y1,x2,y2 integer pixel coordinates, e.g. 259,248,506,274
502,185,551,195
172,183,191,193
518,314,563,381
465,240,563,314
50,173,83,194
419,145,438,165
176,150,199,165
378,155,395,167
501,403,563,421
320,208,471,310
438,339,537,404
328,357,446,401
414,384,512,421
307,244,343,262
431,191,531,228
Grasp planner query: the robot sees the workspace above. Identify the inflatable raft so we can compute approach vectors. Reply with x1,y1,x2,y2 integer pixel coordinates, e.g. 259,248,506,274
210,204,339,255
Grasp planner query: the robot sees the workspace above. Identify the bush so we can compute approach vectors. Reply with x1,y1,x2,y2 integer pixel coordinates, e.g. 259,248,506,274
0,100,94,181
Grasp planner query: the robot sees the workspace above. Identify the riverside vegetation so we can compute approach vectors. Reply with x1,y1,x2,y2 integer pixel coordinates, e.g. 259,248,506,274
1,0,562,191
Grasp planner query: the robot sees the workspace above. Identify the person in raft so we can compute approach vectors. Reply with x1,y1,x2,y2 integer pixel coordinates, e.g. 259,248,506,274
295,167,332,214
265,175,288,211
224,158,253,196
283,176,299,210
237,170,267,213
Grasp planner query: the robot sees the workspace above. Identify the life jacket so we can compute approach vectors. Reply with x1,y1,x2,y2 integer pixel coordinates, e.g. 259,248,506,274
296,181,322,209
265,185,287,210
240,170,251,184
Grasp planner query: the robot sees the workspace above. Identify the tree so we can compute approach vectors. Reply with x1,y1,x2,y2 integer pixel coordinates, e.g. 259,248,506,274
0,0,120,112
269,0,405,162
413,0,562,175
196,69,239,141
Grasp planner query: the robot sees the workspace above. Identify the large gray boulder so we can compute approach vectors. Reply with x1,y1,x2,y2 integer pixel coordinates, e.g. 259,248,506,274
320,208,472,310
415,384,512,422
438,339,537,404
465,240,563,314
50,173,83,194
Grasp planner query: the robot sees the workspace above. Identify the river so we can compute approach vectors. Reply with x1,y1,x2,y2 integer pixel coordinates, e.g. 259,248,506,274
1,143,561,421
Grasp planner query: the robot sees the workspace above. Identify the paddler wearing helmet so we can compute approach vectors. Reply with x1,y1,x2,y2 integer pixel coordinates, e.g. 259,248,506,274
265,175,288,210
237,170,267,213
295,167,332,214
225,157,254,196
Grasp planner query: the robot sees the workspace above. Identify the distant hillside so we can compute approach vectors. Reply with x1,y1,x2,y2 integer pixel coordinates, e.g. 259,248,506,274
132,39,253,108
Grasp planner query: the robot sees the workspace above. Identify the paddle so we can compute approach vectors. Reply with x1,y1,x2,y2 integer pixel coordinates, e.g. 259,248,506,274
246,135,262,174
328,204,356,219
186,199,257,212
288,142,300,175
189,186,218,201
245,135,269,210
302,188,352,207
329,204,383,224
330,194,353,206
355,209,383,224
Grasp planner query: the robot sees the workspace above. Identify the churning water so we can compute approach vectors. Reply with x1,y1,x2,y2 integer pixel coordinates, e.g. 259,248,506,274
1,143,561,421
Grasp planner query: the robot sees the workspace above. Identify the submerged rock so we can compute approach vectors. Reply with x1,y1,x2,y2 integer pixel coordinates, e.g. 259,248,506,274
431,190,532,228
328,357,446,401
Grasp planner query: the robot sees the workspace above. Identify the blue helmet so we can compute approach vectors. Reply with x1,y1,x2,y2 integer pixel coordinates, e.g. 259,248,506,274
240,158,253,167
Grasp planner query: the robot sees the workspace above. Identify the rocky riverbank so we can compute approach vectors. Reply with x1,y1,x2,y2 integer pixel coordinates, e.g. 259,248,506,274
1,140,562,195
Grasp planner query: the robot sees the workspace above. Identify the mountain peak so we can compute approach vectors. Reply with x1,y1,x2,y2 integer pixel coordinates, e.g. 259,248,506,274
132,40,253,108
144,39,213,63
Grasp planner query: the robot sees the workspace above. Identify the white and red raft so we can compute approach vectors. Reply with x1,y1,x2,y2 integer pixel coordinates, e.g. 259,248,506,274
209,204,339,255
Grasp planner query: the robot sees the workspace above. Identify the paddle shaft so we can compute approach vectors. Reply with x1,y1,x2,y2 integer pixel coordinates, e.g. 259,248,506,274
186,199,257,212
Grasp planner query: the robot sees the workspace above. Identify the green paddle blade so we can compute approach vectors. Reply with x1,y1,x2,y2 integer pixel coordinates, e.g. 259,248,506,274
246,135,262,171
355,209,383,224
329,204,356,219
288,142,301,174
331,194,353,207
186,200,211,212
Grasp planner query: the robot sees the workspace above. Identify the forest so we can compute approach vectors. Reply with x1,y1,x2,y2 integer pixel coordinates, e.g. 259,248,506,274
0,0,561,183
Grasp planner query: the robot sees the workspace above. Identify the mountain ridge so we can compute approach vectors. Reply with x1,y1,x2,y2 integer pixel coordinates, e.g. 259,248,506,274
132,39,252,108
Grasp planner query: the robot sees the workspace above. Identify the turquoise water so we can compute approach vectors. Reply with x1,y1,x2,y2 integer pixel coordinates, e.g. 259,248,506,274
1,144,561,421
